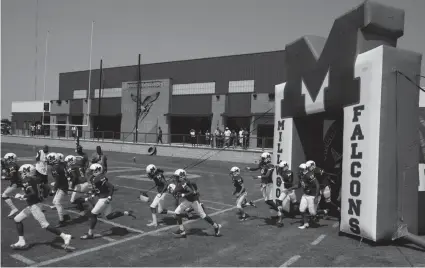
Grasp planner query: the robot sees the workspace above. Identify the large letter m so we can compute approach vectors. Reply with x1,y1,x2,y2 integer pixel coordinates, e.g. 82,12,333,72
280,1,404,118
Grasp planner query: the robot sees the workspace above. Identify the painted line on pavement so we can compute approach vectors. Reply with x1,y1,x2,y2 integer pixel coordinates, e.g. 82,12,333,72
311,234,326,246
101,236,116,242
10,254,36,266
279,255,301,267
40,204,144,234
33,197,264,267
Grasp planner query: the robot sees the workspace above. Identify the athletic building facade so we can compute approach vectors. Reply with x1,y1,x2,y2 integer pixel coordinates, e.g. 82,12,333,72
12,50,286,145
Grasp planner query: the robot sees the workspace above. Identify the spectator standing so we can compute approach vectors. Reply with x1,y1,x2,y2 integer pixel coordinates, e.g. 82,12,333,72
190,129,196,147
239,129,243,147
243,128,249,149
198,130,202,146
205,130,211,146
30,125,35,136
224,127,231,147
157,126,163,144
214,128,220,148
231,130,237,148
71,126,77,140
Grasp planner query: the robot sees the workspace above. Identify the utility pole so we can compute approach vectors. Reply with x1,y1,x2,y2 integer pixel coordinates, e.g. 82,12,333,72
135,54,141,143
98,58,103,116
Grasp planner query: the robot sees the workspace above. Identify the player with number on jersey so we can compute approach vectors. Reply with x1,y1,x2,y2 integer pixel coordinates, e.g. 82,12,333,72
306,160,341,216
288,164,328,229
246,152,280,214
145,164,176,227
11,164,72,249
275,161,298,227
169,169,222,238
65,155,91,212
80,164,135,240
230,166,256,221
47,153,71,227
2,153,23,218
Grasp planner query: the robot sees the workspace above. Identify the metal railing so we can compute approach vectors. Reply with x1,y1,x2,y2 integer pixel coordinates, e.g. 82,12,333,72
4,128,274,151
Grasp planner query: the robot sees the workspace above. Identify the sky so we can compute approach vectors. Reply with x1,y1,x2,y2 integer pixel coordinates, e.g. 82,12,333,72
1,0,425,118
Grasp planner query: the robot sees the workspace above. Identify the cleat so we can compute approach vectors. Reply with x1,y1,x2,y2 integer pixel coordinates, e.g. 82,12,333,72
55,220,67,228
214,224,222,236
147,221,158,227
50,205,57,210
173,229,186,238
80,233,94,240
10,241,27,250
62,234,72,248
8,209,18,218
298,224,309,230
249,201,256,208
240,215,249,221
125,210,136,219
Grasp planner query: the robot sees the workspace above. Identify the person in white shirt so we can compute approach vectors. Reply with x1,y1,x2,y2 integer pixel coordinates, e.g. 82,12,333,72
224,127,231,147
239,129,243,147
36,145,49,184
190,129,196,147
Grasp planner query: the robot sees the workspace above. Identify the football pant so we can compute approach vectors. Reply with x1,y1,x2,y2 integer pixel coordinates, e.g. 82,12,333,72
175,200,206,218
261,183,274,201
91,197,112,216
299,194,321,216
278,189,297,213
14,204,49,228
150,193,166,213
70,182,90,203
236,192,248,209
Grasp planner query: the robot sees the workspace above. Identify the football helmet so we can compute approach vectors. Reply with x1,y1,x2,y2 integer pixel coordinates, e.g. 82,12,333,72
89,163,103,177
19,164,36,179
46,153,60,165
260,152,272,164
174,169,187,181
306,160,316,171
64,155,76,166
56,153,64,162
3,153,17,164
146,164,156,175
278,161,289,171
298,163,308,175
168,183,176,194
230,166,240,177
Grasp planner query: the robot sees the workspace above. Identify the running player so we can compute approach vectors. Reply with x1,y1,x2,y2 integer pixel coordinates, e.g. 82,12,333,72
230,166,256,221
11,164,72,249
1,153,22,217
145,164,176,227
170,169,222,238
275,161,298,227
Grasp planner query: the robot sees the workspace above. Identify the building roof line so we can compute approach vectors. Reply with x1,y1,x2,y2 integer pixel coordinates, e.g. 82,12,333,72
59,49,286,75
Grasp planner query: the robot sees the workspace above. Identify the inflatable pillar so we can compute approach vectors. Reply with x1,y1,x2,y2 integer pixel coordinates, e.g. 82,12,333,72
272,0,423,242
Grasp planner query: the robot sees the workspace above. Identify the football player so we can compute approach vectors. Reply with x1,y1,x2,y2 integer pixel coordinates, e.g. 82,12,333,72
275,161,298,227
65,155,91,212
91,146,107,173
230,166,256,221
75,145,89,176
11,164,72,249
80,164,134,240
170,169,222,238
35,145,49,184
47,153,70,227
145,164,176,227
1,153,22,217
289,163,327,229
306,160,340,215
246,152,279,213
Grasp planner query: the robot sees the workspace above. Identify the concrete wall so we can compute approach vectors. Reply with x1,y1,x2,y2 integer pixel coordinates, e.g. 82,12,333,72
1,135,261,164
250,93,274,114
211,94,226,132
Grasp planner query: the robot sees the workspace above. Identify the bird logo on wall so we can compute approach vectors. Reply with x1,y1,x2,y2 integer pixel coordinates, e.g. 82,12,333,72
130,91,161,122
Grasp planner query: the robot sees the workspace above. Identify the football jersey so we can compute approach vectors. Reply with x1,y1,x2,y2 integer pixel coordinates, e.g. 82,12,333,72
90,174,114,198
300,171,319,196
174,181,198,202
260,163,274,184
149,169,167,193
51,162,69,192
75,152,88,171
232,176,245,194
281,170,294,188
23,176,44,206
5,162,21,186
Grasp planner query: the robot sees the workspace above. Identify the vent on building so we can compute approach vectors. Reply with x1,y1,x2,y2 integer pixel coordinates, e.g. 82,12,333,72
228,80,254,93
172,82,215,95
